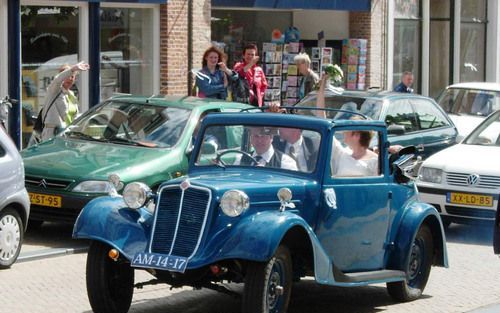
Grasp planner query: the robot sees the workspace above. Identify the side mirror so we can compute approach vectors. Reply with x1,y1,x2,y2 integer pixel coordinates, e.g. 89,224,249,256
387,124,406,135
392,153,422,184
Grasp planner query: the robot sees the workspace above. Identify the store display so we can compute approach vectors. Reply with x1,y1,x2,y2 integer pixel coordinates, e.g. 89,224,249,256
262,43,283,107
341,38,368,90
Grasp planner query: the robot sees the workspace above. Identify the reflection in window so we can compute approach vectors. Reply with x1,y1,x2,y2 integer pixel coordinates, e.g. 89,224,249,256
460,0,487,82
100,7,154,100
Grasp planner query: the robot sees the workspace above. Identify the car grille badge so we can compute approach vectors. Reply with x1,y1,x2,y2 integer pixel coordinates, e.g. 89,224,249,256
38,179,48,188
180,179,190,191
467,174,480,186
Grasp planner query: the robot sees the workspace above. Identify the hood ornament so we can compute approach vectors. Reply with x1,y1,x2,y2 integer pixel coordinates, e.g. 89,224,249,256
180,179,191,191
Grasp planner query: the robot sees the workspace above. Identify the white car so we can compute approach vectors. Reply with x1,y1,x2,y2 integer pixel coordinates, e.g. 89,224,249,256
436,82,500,140
417,110,500,227
0,126,30,268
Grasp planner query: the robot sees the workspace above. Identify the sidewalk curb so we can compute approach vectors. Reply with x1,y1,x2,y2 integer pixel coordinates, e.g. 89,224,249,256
17,246,89,263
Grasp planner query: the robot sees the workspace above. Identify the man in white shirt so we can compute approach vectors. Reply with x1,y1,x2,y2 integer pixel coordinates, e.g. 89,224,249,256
276,127,319,172
236,126,297,170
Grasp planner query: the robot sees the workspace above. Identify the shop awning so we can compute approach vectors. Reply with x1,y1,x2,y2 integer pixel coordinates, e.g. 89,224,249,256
212,0,371,11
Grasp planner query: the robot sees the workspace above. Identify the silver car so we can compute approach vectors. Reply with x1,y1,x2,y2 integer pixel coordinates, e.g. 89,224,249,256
0,126,30,268
436,82,500,140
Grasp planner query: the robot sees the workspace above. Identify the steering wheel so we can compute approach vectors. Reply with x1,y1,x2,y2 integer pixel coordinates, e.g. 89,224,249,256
215,149,258,166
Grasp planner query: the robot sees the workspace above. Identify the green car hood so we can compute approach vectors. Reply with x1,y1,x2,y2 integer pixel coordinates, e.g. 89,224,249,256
21,137,185,183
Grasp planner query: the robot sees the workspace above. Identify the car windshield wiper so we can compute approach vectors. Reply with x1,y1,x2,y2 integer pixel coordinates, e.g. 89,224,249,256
65,131,105,142
106,136,157,148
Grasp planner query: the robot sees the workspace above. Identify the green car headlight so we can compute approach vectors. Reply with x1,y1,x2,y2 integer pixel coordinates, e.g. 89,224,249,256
220,190,249,217
123,182,151,210
418,167,443,184
72,181,112,193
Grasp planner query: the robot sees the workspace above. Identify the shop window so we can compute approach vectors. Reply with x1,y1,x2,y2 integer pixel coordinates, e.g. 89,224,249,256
211,10,292,68
459,0,487,82
100,7,154,100
393,0,421,93
429,0,451,98
20,5,80,148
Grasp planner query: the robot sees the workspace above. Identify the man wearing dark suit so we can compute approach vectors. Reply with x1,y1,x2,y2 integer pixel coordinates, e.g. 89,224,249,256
275,127,319,172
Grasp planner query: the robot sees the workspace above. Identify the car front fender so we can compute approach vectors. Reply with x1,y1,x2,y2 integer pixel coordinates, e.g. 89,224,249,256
194,210,333,281
72,196,153,260
388,201,448,270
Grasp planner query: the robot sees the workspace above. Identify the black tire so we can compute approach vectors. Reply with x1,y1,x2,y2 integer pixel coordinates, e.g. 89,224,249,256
86,241,135,313
387,224,434,302
242,245,293,313
0,208,23,269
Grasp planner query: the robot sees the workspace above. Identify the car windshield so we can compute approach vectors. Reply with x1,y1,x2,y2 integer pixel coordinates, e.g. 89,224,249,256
463,110,500,146
437,87,500,116
65,100,191,148
195,124,321,173
295,91,383,120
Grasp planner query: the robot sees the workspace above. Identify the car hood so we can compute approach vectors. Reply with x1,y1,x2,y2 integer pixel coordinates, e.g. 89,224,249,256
169,171,316,206
22,137,178,181
448,115,484,139
422,144,500,175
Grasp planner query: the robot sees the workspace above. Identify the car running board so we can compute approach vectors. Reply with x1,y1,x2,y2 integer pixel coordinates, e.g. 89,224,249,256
333,265,406,284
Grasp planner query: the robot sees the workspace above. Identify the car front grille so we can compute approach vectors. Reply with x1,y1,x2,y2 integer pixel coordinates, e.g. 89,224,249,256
445,205,496,219
25,176,73,190
446,172,500,189
151,184,211,258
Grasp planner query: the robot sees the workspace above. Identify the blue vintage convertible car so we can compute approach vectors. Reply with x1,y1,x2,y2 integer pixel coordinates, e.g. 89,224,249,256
73,109,448,313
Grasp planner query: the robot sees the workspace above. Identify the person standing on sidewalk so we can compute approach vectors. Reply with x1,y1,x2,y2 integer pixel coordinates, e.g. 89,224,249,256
294,53,319,101
233,43,268,107
40,61,90,141
195,46,237,100
393,71,414,93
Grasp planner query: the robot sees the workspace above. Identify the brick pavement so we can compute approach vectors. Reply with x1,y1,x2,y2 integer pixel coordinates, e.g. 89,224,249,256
1,225,500,313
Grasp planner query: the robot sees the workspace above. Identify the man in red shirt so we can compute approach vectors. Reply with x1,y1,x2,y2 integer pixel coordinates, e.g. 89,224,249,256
233,43,268,107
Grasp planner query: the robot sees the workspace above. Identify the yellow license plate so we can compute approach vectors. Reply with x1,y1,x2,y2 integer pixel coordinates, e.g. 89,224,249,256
29,193,62,208
447,192,493,207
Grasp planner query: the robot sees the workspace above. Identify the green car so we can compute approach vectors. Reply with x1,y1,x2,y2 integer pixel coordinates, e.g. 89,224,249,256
21,95,251,226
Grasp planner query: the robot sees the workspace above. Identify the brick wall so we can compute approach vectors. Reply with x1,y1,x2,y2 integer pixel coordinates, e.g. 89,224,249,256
349,0,387,89
159,0,211,95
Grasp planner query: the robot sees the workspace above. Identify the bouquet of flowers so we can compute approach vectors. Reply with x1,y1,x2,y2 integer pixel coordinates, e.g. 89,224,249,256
324,64,344,86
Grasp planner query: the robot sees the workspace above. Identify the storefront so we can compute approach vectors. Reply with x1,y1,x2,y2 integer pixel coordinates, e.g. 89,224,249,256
1,0,165,148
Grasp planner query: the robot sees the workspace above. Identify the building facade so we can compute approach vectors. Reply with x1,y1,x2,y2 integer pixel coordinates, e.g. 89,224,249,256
1,0,499,148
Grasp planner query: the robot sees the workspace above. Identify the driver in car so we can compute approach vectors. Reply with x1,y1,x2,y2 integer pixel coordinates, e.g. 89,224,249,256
234,126,298,170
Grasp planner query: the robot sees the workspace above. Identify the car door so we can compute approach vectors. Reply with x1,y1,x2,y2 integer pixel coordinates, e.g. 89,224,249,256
315,125,391,272
410,98,457,158
383,98,424,152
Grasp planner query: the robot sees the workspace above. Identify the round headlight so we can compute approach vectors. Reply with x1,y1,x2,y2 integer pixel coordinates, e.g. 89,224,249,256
123,182,151,209
220,190,249,217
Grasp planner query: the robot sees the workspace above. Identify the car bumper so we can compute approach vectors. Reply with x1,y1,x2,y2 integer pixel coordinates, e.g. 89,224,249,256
417,185,499,224
27,187,102,223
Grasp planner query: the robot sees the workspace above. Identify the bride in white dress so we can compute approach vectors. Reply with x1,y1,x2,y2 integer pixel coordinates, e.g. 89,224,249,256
315,74,379,177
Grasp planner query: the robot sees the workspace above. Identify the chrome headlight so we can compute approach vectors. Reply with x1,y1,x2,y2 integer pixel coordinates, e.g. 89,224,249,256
220,190,249,217
72,180,112,193
418,167,443,184
123,182,151,209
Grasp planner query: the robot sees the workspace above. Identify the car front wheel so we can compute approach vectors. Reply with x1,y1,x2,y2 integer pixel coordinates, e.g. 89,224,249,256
0,208,23,269
387,224,434,302
86,241,134,313
242,245,293,313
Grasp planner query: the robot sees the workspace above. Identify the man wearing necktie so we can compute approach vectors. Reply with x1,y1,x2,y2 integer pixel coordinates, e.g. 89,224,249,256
238,126,297,170
275,127,319,172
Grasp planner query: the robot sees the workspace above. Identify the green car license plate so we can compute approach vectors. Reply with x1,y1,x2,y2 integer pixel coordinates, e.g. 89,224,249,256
131,253,188,273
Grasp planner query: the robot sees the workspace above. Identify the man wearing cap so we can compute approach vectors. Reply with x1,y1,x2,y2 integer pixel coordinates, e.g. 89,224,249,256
235,126,297,170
